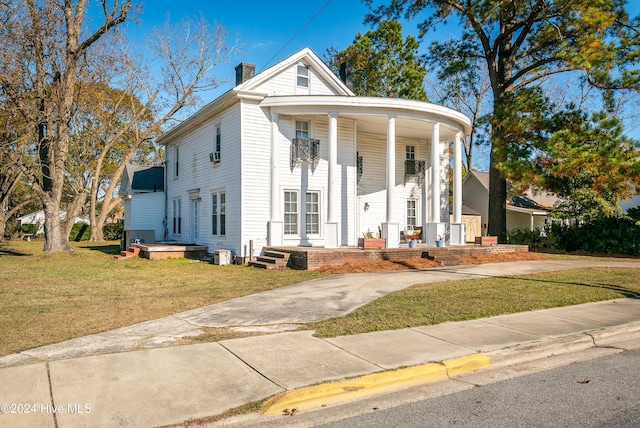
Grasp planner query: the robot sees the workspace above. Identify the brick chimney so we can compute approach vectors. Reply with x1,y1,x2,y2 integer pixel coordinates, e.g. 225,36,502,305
339,62,354,91
235,62,256,86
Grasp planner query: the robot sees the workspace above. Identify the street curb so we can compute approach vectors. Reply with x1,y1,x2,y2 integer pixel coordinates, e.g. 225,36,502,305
487,321,640,369
260,353,490,417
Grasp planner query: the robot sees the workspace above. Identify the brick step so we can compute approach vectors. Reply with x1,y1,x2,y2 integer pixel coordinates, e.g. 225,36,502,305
249,250,290,269
114,247,141,260
248,261,276,269
263,250,290,260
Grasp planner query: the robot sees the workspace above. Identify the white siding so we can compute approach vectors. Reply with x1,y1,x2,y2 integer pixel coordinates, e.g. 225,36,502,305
250,63,341,96
123,199,132,230
463,176,489,230
356,132,430,236
165,103,242,253
128,192,165,241
240,100,273,257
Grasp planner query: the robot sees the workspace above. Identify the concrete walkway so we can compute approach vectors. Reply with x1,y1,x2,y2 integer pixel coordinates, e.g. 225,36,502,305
1,260,639,427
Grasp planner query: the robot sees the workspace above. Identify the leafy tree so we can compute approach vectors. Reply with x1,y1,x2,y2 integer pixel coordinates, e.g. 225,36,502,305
494,89,640,221
326,20,428,100
367,0,640,236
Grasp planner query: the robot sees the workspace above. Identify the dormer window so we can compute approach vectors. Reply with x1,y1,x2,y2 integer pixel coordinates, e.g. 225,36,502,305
297,65,309,88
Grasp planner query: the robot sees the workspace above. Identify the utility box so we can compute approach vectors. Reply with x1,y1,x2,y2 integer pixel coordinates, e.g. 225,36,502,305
213,249,232,266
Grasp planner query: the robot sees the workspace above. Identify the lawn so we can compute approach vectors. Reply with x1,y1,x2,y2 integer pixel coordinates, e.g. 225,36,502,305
2,240,639,357
0,240,321,356
309,267,640,337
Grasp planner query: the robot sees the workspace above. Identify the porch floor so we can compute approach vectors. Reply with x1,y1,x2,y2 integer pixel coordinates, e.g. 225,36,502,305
263,244,529,270
132,243,209,260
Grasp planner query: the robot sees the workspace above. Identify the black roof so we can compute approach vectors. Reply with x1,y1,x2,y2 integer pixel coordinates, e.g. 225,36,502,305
131,166,164,191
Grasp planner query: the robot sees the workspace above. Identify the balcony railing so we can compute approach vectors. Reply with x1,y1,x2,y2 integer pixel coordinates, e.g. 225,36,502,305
291,137,320,172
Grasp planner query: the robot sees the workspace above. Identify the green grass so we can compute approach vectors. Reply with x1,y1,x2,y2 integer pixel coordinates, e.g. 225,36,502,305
309,267,640,338
0,240,322,356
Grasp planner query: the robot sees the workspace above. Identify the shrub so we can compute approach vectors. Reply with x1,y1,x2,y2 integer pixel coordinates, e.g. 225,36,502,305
20,223,40,235
563,217,640,256
70,222,90,241
102,223,124,240
505,224,566,251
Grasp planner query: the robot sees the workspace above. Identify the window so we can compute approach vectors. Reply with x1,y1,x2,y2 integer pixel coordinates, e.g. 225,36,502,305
406,145,415,160
295,120,309,139
172,199,182,234
404,145,424,177
211,194,218,235
407,199,417,228
220,192,226,236
211,191,226,236
175,146,180,177
297,64,309,87
284,191,298,235
213,124,221,164
306,191,320,234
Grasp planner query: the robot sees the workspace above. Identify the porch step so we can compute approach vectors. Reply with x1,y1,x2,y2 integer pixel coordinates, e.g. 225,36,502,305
114,246,141,260
421,248,466,266
248,250,290,269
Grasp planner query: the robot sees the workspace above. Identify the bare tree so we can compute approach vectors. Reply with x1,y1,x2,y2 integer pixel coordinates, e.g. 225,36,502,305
84,16,234,241
425,59,491,172
0,0,132,252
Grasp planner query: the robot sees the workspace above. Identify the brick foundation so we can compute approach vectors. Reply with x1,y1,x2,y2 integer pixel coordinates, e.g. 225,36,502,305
264,245,529,270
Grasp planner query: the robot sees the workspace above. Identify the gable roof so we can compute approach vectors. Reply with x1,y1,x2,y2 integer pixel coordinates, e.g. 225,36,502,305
121,164,164,194
158,47,352,146
236,47,354,96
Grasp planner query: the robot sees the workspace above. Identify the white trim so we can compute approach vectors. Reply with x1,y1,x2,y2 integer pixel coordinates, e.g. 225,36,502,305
261,96,472,135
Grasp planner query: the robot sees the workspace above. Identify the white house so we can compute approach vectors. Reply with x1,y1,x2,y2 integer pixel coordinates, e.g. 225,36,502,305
462,170,559,233
120,164,165,245
19,210,89,235
124,48,471,258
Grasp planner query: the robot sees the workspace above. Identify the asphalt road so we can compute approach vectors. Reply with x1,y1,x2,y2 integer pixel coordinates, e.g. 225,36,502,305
317,348,640,428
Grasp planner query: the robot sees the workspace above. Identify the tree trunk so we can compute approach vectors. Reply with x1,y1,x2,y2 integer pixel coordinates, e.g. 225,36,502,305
487,154,507,238
42,200,72,252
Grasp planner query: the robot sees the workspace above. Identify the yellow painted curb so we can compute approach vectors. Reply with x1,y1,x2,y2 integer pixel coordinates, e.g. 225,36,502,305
261,353,490,416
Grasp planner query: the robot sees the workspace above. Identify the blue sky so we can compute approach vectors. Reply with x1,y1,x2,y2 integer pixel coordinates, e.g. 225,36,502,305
130,0,379,98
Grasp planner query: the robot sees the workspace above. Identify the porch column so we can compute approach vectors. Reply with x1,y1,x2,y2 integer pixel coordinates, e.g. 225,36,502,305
426,122,445,246
267,110,283,246
382,115,400,248
325,112,339,248
450,131,466,245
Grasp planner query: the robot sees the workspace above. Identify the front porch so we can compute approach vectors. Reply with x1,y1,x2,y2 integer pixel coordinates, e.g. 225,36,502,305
259,244,529,270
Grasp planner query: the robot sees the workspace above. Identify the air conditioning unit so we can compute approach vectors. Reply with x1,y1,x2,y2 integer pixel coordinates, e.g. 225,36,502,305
209,151,221,164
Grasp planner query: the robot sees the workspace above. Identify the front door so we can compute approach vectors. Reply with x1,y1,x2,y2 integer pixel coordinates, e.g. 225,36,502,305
190,198,199,243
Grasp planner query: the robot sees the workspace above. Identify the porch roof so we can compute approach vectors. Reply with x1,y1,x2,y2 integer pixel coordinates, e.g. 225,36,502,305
260,95,472,141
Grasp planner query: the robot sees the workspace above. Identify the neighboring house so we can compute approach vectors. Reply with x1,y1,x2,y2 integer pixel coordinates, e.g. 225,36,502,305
120,164,165,244
449,206,482,243
19,210,89,235
463,170,559,233
124,48,471,258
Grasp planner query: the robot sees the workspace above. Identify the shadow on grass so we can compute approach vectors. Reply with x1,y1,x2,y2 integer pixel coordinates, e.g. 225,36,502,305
80,244,121,255
0,246,30,257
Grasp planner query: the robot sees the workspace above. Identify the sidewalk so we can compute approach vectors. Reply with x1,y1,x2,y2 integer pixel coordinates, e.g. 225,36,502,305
1,261,639,427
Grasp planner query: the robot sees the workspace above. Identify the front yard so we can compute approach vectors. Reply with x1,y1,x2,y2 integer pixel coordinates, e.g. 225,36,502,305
1,240,639,357
0,241,321,356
